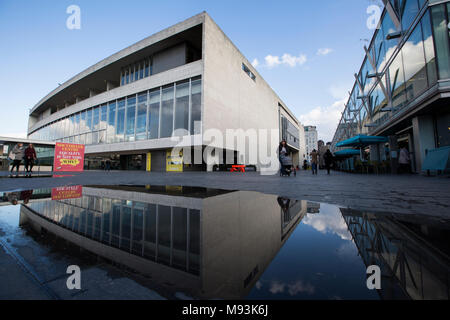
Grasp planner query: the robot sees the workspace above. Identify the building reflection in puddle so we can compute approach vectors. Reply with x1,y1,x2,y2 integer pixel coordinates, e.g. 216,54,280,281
10,185,450,300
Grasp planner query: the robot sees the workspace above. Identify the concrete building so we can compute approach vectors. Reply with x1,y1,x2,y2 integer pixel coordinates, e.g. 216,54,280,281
298,124,307,165
27,12,302,173
331,0,450,173
304,125,318,160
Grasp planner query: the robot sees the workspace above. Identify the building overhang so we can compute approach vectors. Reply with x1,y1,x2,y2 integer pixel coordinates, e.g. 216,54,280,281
29,12,206,117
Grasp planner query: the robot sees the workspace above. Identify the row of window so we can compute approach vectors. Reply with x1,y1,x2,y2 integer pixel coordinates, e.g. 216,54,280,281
120,57,153,86
29,77,202,145
27,196,201,275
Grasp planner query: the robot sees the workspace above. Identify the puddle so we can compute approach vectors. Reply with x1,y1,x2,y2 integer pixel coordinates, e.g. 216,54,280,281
0,185,449,300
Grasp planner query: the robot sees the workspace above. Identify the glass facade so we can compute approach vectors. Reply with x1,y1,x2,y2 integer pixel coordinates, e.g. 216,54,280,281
431,4,450,79
25,193,201,275
332,1,450,149
29,77,202,145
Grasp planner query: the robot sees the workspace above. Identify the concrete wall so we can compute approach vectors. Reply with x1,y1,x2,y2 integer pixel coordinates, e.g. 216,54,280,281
153,43,187,75
202,14,300,171
201,191,307,299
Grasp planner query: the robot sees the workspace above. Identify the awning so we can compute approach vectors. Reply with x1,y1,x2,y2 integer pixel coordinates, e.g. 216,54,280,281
334,149,361,157
336,135,388,148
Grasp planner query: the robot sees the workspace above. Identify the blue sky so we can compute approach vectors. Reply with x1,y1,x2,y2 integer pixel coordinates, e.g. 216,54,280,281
0,0,380,142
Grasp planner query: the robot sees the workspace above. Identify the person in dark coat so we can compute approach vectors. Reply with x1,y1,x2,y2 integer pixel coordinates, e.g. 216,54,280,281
279,140,289,176
323,149,334,175
24,144,37,174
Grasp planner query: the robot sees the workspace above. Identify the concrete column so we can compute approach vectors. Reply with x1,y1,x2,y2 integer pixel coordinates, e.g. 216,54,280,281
388,135,399,174
75,97,82,103
89,89,96,98
412,115,435,173
106,81,115,91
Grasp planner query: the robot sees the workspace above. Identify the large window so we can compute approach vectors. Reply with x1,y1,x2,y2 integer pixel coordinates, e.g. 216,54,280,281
148,89,160,139
389,50,407,110
125,95,136,142
382,12,400,68
160,86,174,138
136,92,147,141
86,108,93,132
93,107,100,131
107,102,116,143
191,79,201,135
401,0,420,32
403,22,428,101
431,4,450,79
116,99,125,142
422,10,438,86
175,82,189,134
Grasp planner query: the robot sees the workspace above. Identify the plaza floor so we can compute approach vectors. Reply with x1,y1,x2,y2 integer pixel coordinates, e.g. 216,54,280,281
1,169,449,217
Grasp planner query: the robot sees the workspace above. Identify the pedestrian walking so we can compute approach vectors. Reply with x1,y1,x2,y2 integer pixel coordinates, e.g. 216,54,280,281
9,143,25,174
310,149,319,175
398,145,411,174
323,149,334,175
105,159,112,172
24,144,37,174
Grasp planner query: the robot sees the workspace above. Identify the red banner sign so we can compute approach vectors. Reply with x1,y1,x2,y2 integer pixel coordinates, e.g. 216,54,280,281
53,143,85,172
51,186,83,200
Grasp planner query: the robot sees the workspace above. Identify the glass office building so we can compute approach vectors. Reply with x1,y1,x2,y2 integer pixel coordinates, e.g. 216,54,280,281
331,0,450,173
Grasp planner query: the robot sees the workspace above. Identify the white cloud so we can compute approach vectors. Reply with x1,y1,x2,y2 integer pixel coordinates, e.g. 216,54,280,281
268,280,315,296
265,55,281,68
299,99,346,143
288,281,315,295
317,48,333,56
269,281,285,294
251,58,259,68
302,204,352,241
264,53,307,68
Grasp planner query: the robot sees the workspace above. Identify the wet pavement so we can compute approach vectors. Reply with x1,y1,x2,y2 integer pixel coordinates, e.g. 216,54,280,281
0,185,449,300
0,170,449,218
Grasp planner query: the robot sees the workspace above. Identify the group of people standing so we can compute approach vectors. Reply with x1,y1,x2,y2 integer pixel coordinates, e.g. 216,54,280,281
279,140,335,176
9,143,37,174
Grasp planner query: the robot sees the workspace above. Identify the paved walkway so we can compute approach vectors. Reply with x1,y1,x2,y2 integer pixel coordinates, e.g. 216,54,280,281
1,170,449,217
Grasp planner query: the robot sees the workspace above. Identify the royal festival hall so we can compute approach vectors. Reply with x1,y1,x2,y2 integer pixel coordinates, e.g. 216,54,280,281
27,12,302,172
331,0,450,174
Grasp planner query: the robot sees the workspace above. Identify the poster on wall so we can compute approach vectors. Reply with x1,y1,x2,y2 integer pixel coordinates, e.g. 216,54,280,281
51,185,83,200
53,142,85,172
166,150,183,172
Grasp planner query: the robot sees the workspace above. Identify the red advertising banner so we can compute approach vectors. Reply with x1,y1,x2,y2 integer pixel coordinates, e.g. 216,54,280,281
51,185,83,200
53,143,85,172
